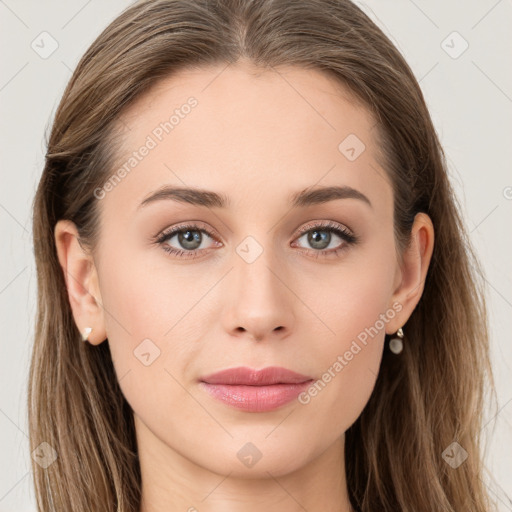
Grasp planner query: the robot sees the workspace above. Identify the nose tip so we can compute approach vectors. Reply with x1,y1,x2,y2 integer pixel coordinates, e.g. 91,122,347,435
223,253,295,343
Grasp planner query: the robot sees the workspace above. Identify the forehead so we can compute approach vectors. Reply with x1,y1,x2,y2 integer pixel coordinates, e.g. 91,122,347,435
104,62,391,216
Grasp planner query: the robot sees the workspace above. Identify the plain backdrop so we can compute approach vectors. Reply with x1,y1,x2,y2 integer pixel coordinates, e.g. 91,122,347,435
1,0,511,510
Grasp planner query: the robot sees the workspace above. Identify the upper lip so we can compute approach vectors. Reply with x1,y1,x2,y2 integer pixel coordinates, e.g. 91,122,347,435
200,366,313,386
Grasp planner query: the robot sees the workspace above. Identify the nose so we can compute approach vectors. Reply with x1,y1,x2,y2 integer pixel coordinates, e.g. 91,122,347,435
221,243,295,343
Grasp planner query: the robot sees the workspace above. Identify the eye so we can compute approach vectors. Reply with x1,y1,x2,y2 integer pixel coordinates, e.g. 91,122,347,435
153,220,358,260
291,220,358,258
154,222,221,260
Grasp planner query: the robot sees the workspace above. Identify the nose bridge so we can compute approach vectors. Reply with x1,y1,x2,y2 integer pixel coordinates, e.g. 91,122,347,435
222,231,294,341
234,232,284,308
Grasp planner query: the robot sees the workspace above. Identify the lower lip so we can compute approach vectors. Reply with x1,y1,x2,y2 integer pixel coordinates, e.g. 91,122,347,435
199,381,313,412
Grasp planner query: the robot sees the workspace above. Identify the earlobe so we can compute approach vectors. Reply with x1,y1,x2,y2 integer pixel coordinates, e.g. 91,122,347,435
54,219,107,345
387,212,435,333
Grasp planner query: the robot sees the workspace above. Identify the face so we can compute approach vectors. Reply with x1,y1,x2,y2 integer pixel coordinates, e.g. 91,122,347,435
66,62,414,481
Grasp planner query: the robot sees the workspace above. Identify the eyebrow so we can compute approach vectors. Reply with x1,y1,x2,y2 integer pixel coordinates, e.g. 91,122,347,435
138,184,372,210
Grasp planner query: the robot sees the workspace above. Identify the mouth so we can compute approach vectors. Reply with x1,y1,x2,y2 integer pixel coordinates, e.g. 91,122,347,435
199,366,314,412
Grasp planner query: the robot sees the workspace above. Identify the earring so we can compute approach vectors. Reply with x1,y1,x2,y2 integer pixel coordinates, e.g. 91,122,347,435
389,327,404,354
81,327,92,342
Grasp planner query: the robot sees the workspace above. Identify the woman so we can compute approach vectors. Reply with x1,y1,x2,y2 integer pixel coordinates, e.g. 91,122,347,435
29,0,496,510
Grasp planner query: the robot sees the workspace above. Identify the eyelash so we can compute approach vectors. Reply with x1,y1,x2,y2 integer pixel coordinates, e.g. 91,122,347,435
153,220,358,260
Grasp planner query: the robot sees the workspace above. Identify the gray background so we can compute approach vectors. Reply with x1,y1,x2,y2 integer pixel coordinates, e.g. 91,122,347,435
1,0,511,510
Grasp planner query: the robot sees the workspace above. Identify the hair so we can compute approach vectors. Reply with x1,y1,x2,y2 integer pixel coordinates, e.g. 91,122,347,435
29,0,497,510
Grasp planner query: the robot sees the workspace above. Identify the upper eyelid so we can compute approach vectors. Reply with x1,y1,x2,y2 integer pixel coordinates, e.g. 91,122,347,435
295,220,353,235
158,220,351,239
157,221,215,239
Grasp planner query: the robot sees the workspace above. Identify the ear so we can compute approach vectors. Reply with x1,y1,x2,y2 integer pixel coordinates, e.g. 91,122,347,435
54,219,107,345
386,212,435,334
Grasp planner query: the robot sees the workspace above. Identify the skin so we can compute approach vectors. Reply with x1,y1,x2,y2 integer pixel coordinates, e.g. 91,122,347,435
55,61,434,512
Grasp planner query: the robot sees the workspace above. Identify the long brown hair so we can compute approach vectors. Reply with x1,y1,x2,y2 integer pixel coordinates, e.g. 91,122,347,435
29,0,496,510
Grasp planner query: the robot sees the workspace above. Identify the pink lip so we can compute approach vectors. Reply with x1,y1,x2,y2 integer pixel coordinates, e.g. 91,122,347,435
199,366,314,412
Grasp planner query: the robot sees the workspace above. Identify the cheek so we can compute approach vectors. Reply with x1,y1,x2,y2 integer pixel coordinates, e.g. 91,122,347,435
293,246,396,430
94,247,175,371
95,269,189,448
296,240,396,351
98,235,207,340
95,244,215,411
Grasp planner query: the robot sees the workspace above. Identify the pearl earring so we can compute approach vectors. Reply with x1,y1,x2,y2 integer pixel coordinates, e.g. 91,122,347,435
81,327,92,342
389,327,404,354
